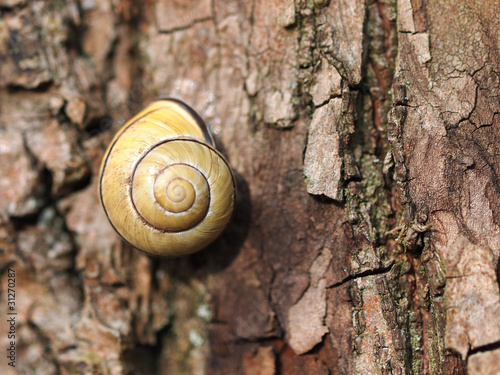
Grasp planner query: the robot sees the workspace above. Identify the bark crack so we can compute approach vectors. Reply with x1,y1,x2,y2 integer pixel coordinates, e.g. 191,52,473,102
157,16,213,34
469,340,500,356
327,264,394,289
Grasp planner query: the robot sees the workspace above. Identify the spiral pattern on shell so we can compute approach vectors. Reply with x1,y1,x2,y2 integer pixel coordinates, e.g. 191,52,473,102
98,99,236,257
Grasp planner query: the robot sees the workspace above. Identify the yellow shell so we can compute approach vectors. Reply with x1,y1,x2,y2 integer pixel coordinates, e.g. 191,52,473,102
98,99,236,257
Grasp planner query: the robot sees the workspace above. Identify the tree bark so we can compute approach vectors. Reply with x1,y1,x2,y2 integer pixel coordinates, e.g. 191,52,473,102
0,0,498,374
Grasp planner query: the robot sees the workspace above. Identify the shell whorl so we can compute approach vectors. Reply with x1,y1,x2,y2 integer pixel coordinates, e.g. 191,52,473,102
98,99,235,257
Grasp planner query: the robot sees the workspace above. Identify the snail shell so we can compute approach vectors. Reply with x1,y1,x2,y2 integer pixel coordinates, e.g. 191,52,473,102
98,99,236,257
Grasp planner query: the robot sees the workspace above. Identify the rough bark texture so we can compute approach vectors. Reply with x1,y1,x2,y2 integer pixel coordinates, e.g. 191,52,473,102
0,0,498,374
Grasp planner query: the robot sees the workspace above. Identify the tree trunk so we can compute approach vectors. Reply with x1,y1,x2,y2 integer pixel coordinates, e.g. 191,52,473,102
0,0,499,374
